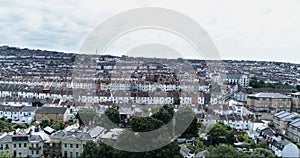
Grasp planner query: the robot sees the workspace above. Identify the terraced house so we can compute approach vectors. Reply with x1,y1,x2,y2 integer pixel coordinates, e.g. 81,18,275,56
291,92,300,112
273,111,300,143
0,133,44,158
247,92,291,112
44,130,92,158
35,107,69,122
273,111,300,135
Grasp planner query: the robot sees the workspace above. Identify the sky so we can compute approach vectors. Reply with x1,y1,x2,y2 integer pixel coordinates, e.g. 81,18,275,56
0,0,300,63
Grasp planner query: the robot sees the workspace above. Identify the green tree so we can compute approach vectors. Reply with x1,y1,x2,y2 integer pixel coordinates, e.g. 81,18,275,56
131,117,164,132
266,83,275,88
258,80,266,88
40,118,51,128
250,140,256,148
0,120,13,132
120,55,128,61
80,105,186,158
250,77,259,88
81,140,182,158
105,108,121,124
0,151,12,158
296,85,300,91
173,98,181,105
250,77,272,88
176,58,185,63
207,122,235,146
181,116,199,138
50,120,65,131
77,108,96,126
207,144,249,158
250,148,275,158
236,135,245,142
256,141,269,149
151,105,174,124
80,141,106,158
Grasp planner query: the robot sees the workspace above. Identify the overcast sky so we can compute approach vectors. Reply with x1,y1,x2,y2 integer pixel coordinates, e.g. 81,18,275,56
0,0,300,63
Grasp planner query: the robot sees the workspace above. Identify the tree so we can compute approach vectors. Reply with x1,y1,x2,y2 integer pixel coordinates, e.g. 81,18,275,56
51,120,65,131
256,141,268,149
151,105,174,124
95,108,121,129
0,151,12,158
13,124,26,130
250,77,275,88
236,135,245,142
250,148,275,158
81,140,182,158
176,58,185,63
296,85,300,91
80,105,186,158
105,108,121,124
250,140,256,148
266,83,275,89
207,122,235,146
173,98,181,105
258,80,265,88
40,118,51,128
80,141,106,158
250,77,259,88
207,144,249,158
120,55,128,61
77,108,96,126
0,120,13,132
131,117,164,132
181,116,199,138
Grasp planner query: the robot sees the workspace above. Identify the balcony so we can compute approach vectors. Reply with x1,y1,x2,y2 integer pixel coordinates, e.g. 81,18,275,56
29,146,41,150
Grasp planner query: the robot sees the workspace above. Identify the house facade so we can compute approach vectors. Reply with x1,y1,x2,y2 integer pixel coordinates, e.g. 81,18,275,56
247,93,291,112
35,107,69,122
44,130,92,158
0,134,44,158
291,92,300,112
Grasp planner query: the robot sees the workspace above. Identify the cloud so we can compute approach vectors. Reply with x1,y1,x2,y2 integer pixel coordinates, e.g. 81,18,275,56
0,0,299,63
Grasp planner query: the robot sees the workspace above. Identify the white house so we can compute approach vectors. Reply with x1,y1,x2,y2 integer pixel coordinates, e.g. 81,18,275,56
18,106,37,124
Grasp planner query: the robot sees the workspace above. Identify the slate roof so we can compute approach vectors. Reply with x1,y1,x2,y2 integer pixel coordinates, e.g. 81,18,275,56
0,135,43,142
222,73,244,79
0,105,22,112
20,106,37,112
52,131,92,140
36,107,67,114
88,126,105,138
248,92,290,99
0,135,11,143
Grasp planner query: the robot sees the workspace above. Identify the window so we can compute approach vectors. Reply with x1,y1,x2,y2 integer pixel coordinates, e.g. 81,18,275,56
36,150,39,155
36,144,38,147
70,152,73,158
19,144,21,148
70,144,73,148
76,144,79,148
76,152,79,158
32,150,34,155
24,143,26,147
14,144,16,148
65,143,67,148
